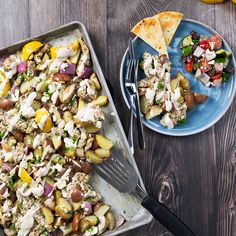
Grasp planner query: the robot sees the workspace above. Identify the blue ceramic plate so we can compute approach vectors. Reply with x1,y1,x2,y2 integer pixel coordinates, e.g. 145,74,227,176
120,19,236,136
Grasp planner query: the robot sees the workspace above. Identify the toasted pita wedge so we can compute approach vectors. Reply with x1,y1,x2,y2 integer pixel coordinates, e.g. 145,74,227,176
157,12,183,45
131,17,168,56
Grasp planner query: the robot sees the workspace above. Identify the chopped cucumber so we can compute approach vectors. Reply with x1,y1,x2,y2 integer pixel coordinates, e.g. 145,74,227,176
182,45,193,57
182,35,192,47
216,49,231,58
222,72,230,82
215,57,226,63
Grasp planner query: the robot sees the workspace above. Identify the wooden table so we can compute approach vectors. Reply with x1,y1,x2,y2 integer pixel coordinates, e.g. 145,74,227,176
1,0,235,235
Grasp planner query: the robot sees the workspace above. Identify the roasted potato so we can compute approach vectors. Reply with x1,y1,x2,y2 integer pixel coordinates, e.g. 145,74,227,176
193,92,208,104
95,134,113,150
145,105,162,120
90,95,108,107
105,211,116,230
85,150,103,164
94,204,111,217
42,207,54,225
94,148,110,159
54,197,72,219
184,91,195,110
140,95,151,114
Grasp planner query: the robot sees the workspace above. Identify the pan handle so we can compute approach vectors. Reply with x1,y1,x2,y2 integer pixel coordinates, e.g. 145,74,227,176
141,195,196,236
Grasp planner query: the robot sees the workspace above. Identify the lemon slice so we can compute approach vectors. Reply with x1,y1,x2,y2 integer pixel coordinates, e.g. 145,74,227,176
0,71,10,97
35,108,53,133
50,39,79,58
22,41,43,61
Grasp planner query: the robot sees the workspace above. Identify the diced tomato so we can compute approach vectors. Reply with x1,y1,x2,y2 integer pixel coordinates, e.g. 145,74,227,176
199,40,211,50
211,73,222,81
186,60,194,72
209,35,222,50
199,58,210,72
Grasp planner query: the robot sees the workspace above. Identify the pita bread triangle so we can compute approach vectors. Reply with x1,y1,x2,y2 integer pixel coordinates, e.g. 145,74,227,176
157,11,183,46
131,16,168,56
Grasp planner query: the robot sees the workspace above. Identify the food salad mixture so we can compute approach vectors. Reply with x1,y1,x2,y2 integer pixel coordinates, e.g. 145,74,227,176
180,31,235,87
0,32,123,235
138,53,208,128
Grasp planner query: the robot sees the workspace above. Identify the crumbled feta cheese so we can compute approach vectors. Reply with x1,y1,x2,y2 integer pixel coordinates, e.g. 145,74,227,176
39,114,49,130
56,168,71,190
64,120,75,136
60,62,68,71
17,205,39,236
76,106,95,122
205,49,216,61
165,100,172,112
58,119,65,128
51,90,59,104
20,92,37,118
145,89,155,102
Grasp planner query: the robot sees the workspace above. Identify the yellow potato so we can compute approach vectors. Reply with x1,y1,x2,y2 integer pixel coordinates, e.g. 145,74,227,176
78,98,87,110
94,148,111,158
42,207,54,225
105,211,116,230
83,215,98,226
94,204,111,217
95,134,113,150
55,197,72,219
85,150,103,164
145,105,162,120
140,96,151,114
79,219,91,233
90,95,108,107
85,125,100,134
51,135,62,150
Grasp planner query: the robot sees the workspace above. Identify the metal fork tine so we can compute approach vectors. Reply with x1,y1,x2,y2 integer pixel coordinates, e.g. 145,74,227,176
95,153,139,193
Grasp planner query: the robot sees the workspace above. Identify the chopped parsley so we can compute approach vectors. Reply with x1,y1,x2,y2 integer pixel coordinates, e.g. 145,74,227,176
18,201,23,209
157,82,164,91
51,169,58,177
45,85,53,97
35,156,42,164
19,74,24,82
155,99,161,105
85,196,94,202
7,175,17,191
69,95,76,106
177,118,186,125
0,131,5,140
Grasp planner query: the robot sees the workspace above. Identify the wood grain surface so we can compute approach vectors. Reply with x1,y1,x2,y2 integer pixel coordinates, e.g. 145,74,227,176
0,0,235,235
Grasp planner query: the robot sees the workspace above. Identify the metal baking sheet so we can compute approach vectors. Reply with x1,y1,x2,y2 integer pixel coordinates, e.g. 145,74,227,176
0,21,153,235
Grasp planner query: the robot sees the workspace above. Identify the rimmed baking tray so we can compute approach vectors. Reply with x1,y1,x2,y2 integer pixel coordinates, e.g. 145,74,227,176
0,21,153,235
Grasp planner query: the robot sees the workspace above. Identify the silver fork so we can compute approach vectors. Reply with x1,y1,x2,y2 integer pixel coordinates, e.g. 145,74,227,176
125,53,135,154
96,153,196,236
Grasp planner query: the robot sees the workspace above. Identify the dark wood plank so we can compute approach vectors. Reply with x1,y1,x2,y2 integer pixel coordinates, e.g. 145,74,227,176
0,0,29,47
0,0,235,235
107,1,235,236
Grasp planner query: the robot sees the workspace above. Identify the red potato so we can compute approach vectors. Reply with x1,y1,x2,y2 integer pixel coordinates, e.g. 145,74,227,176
71,187,84,202
0,98,15,110
184,91,195,110
193,93,208,104
52,73,71,82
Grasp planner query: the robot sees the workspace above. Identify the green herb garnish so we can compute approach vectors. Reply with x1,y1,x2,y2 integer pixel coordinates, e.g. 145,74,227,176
222,72,230,82
177,118,186,125
19,74,24,82
157,82,164,91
